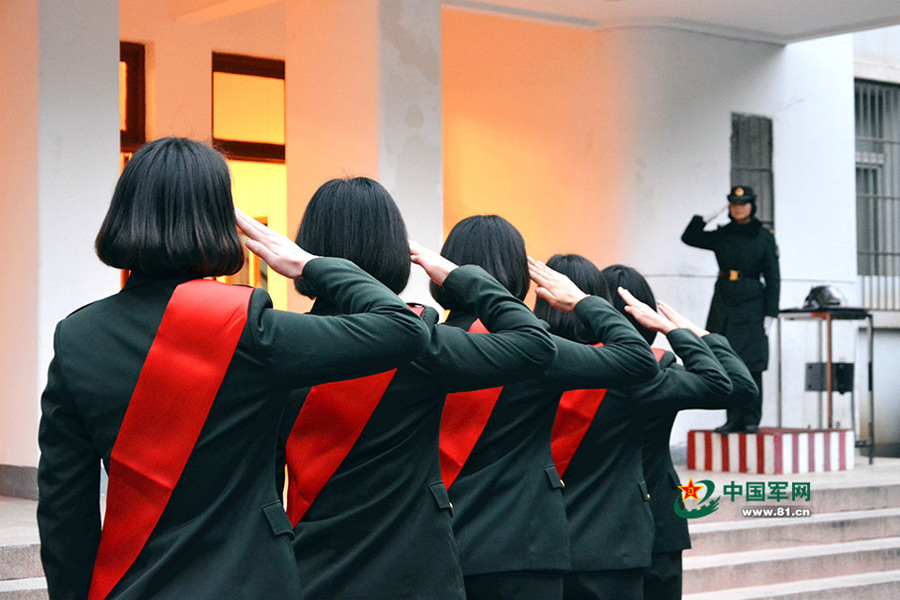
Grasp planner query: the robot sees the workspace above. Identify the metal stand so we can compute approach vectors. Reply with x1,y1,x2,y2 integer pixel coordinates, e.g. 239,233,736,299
777,307,875,464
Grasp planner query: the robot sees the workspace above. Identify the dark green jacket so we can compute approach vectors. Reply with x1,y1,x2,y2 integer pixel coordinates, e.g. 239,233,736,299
639,332,756,554
37,258,430,600
277,265,557,600
445,295,658,577
681,215,780,371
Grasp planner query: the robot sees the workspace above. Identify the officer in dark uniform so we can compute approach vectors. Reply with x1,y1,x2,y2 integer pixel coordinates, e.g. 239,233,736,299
681,185,780,433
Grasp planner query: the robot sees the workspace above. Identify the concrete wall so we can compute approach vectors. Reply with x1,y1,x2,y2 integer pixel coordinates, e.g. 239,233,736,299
285,0,443,312
610,30,859,446
443,9,605,270
0,0,42,482
442,10,860,449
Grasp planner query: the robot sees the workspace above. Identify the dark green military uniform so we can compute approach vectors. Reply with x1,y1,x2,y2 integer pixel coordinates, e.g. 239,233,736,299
38,258,430,600
681,216,780,370
276,265,558,600
444,296,660,600
639,332,758,600
681,211,779,428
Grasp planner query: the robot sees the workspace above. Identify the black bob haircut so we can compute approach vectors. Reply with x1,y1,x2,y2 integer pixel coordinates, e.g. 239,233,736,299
533,254,610,343
600,264,658,345
430,215,529,310
95,137,244,277
294,177,410,298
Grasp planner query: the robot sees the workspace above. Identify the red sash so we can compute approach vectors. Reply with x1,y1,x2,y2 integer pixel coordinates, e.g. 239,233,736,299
88,279,252,600
439,319,504,489
551,346,667,477
285,305,425,525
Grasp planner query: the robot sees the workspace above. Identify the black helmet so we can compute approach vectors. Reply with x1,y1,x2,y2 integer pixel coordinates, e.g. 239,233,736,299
803,285,845,310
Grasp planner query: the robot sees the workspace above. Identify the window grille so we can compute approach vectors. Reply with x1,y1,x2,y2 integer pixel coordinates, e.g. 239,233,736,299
855,79,900,310
731,113,774,230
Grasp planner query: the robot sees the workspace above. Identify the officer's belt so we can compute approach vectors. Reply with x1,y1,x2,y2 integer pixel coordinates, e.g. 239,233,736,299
719,270,743,281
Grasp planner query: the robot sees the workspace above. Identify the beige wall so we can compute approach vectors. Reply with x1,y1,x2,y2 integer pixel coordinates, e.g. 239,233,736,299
442,9,613,270
1,1,41,469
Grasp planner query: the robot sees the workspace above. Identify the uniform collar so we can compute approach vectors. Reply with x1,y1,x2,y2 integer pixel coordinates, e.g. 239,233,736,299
122,271,205,291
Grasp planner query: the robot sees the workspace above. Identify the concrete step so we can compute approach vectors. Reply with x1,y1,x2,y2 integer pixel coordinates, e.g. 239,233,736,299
688,506,900,555
683,536,900,593
0,543,41,581
684,569,900,600
0,577,47,600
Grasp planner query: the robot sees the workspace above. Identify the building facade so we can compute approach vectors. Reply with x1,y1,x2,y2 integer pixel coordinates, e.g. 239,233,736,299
2,0,900,496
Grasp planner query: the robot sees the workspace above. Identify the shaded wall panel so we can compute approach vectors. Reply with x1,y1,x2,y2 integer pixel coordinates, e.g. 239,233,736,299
442,10,614,270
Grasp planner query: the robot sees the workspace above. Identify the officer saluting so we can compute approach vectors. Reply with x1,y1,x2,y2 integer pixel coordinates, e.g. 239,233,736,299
681,186,780,434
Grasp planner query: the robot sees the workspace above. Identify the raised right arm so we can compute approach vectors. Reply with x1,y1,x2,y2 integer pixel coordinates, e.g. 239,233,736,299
416,265,558,391
543,296,660,389
252,257,429,387
681,215,718,250
235,212,430,387
634,329,734,414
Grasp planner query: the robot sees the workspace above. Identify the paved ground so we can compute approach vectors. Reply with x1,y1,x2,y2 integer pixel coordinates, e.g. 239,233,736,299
0,497,41,548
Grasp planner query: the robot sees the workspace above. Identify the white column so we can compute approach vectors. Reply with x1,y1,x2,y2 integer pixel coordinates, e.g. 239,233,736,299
285,0,442,310
0,0,120,491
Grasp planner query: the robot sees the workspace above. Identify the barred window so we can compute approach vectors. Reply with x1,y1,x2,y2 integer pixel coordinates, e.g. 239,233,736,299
731,113,774,230
855,79,900,310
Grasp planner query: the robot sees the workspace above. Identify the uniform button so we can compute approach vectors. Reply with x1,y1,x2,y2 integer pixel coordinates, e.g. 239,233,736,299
647,493,651,500
449,502,454,511
560,479,566,488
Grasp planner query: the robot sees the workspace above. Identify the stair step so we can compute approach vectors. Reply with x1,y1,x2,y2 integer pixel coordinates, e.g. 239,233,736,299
0,543,42,581
684,569,900,600
683,536,900,593
688,507,900,555
0,577,47,600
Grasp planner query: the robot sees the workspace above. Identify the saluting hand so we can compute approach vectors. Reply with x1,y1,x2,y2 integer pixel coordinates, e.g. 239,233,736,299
657,300,709,337
235,208,319,279
409,240,458,286
619,287,676,334
703,204,728,223
528,257,588,312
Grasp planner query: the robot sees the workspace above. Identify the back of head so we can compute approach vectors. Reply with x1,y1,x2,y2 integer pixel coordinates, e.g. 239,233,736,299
533,254,610,343
294,177,410,298
600,264,657,345
430,215,529,309
95,137,244,277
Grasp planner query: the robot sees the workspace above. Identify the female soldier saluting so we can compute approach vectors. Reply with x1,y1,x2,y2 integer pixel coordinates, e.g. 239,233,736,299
681,185,780,434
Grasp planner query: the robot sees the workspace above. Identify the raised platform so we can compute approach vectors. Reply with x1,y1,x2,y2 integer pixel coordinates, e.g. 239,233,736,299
687,428,855,474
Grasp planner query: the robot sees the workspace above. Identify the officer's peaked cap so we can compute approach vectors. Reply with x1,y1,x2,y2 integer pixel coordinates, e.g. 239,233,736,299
728,186,756,203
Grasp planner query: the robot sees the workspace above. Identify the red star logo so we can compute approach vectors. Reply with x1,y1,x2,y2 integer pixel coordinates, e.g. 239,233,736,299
678,477,704,502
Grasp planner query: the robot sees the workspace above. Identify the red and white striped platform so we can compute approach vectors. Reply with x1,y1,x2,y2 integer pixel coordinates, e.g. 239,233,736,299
687,428,855,474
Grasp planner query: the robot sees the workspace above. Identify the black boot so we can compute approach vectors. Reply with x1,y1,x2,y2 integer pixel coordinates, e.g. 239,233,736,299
714,421,742,434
